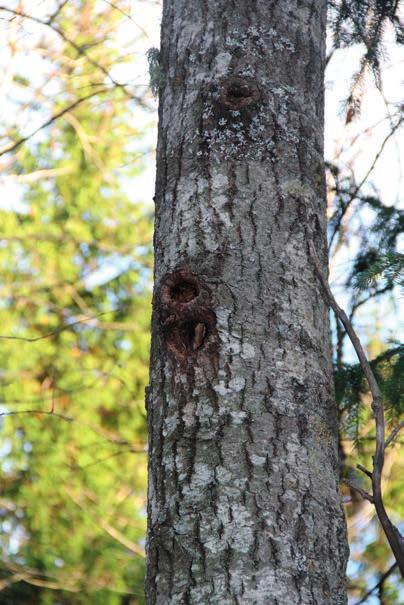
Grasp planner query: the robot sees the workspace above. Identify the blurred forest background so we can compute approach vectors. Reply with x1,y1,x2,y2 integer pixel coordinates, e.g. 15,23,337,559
0,1,402,604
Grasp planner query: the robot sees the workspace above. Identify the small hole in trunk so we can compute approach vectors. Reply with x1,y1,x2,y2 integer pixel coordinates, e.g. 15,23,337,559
170,282,199,303
220,77,260,110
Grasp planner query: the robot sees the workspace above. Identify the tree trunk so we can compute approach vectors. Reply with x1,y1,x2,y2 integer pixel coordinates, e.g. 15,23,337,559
146,1,349,603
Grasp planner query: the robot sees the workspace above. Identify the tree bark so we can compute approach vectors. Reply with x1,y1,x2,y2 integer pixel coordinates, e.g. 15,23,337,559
146,1,349,603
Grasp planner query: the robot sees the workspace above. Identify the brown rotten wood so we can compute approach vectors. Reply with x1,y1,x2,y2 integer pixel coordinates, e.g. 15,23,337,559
309,241,404,577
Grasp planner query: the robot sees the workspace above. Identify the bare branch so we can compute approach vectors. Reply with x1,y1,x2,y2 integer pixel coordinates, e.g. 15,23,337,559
100,520,145,557
357,464,372,479
353,562,398,605
46,0,70,24
329,116,403,249
100,0,149,38
0,409,136,449
78,448,146,470
342,479,374,503
385,421,404,449
0,88,109,157
0,166,73,183
309,241,404,576
0,5,144,104
64,488,145,557
0,310,112,342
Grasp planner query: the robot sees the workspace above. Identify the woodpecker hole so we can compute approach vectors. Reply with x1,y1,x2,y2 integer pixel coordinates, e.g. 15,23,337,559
159,268,217,363
220,77,260,110
170,320,208,353
170,281,199,303
161,270,201,307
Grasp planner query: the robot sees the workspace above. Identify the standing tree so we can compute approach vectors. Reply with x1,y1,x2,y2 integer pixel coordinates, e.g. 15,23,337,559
146,1,349,603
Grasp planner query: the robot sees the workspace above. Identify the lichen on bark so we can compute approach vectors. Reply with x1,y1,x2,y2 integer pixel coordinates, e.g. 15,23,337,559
146,1,349,603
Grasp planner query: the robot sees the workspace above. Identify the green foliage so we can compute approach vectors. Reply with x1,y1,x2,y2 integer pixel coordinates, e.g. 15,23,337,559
347,193,404,291
336,345,403,430
352,251,404,289
0,1,153,603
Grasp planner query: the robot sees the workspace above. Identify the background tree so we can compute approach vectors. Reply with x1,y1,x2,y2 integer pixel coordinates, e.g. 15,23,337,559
0,1,156,603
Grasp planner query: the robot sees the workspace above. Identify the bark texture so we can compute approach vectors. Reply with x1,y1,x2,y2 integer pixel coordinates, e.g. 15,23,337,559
146,1,349,603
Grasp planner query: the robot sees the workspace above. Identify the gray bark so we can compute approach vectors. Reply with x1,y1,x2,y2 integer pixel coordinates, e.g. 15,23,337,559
146,1,349,603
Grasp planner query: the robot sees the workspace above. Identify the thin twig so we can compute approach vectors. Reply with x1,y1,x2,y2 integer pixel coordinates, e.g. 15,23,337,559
46,0,70,24
0,409,134,448
385,421,404,449
309,241,404,576
357,464,372,479
353,562,398,605
329,116,403,249
0,166,73,182
64,487,145,557
342,479,374,503
0,6,143,103
100,0,149,38
79,448,146,469
0,88,109,157
0,310,111,342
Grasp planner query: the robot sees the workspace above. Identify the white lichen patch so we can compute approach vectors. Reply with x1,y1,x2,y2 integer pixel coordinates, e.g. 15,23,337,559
203,533,222,554
241,342,255,359
200,85,292,160
228,376,246,392
214,465,233,484
250,454,266,466
229,410,248,424
211,171,229,190
221,333,242,356
189,462,214,489
196,176,209,193
198,403,215,419
162,413,179,436
212,51,232,76
225,25,295,57
228,504,254,553
214,381,231,396
182,402,196,427
215,306,231,325
282,179,313,199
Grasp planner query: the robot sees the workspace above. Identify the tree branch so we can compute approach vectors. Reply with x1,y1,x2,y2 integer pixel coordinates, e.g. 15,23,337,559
329,116,403,249
0,409,137,449
0,310,112,342
385,421,404,449
0,88,109,157
353,562,398,605
1,166,73,183
309,241,404,576
342,479,374,503
0,5,144,104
